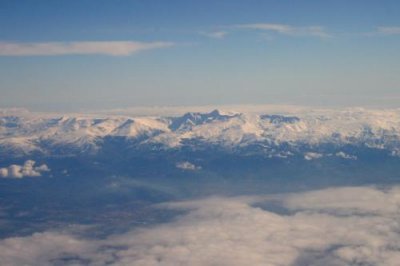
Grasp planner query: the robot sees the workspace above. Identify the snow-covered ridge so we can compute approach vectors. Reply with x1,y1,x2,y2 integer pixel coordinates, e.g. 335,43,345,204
1,108,400,156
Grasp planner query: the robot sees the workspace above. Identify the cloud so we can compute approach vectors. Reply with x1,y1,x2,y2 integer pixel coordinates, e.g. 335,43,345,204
282,186,400,215
176,161,201,170
0,160,50,178
364,26,400,37
0,41,174,56
235,23,332,38
1,186,400,265
336,151,357,160
0,232,101,266
201,31,228,39
304,152,323,160
375,26,400,35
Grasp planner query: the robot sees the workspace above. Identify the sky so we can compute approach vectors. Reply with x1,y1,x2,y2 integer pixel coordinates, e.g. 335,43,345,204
0,0,400,111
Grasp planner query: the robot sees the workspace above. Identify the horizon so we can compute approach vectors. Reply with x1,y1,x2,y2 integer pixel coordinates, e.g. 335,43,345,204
2,103,400,118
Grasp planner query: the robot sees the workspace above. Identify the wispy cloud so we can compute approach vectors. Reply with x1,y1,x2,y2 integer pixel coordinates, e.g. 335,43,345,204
200,31,228,39
374,26,400,35
235,23,332,38
0,41,174,56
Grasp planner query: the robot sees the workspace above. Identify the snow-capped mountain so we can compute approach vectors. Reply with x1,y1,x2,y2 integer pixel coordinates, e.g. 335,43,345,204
1,108,400,158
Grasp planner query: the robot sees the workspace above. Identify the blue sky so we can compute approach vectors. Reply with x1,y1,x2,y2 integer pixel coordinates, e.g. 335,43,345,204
1,0,400,111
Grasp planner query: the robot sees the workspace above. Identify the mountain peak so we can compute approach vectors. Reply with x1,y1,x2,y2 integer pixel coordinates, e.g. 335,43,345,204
209,109,221,117
169,110,237,131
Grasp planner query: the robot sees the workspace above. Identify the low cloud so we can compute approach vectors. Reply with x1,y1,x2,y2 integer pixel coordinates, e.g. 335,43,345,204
235,23,331,38
176,162,201,171
0,160,50,178
176,161,201,170
336,151,357,160
1,186,400,265
0,41,174,56
304,152,323,160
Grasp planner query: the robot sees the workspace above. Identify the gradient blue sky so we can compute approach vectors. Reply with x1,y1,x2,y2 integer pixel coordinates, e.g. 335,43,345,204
1,0,400,111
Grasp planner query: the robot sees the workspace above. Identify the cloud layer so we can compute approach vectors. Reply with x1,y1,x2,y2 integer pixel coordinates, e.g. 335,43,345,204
0,160,49,178
0,41,174,56
1,186,400,265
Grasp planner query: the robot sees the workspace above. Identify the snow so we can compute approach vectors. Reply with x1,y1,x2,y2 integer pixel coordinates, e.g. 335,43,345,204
1,108,400,155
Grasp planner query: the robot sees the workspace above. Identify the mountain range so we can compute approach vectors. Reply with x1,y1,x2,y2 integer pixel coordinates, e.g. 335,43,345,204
1,108,400,159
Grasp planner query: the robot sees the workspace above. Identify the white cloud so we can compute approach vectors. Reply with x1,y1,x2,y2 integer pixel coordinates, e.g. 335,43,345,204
0,160,50,178
201,31,228,39
304,152,323,160
0,232,100,266
2,186,400,265
176,161,201,170
235,23,331,38
336,151,357,160
0,168,8,177
0,41,174,56
282,186,400,215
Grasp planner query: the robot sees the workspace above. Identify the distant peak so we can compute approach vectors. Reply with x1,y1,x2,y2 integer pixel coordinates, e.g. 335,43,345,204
209,109,221,116
260,114,300,124
169,109,237,131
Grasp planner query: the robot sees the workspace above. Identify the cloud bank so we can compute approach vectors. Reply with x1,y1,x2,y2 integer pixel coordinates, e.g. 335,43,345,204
1,186,400,265
0,41,174,56
0,160,49,178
